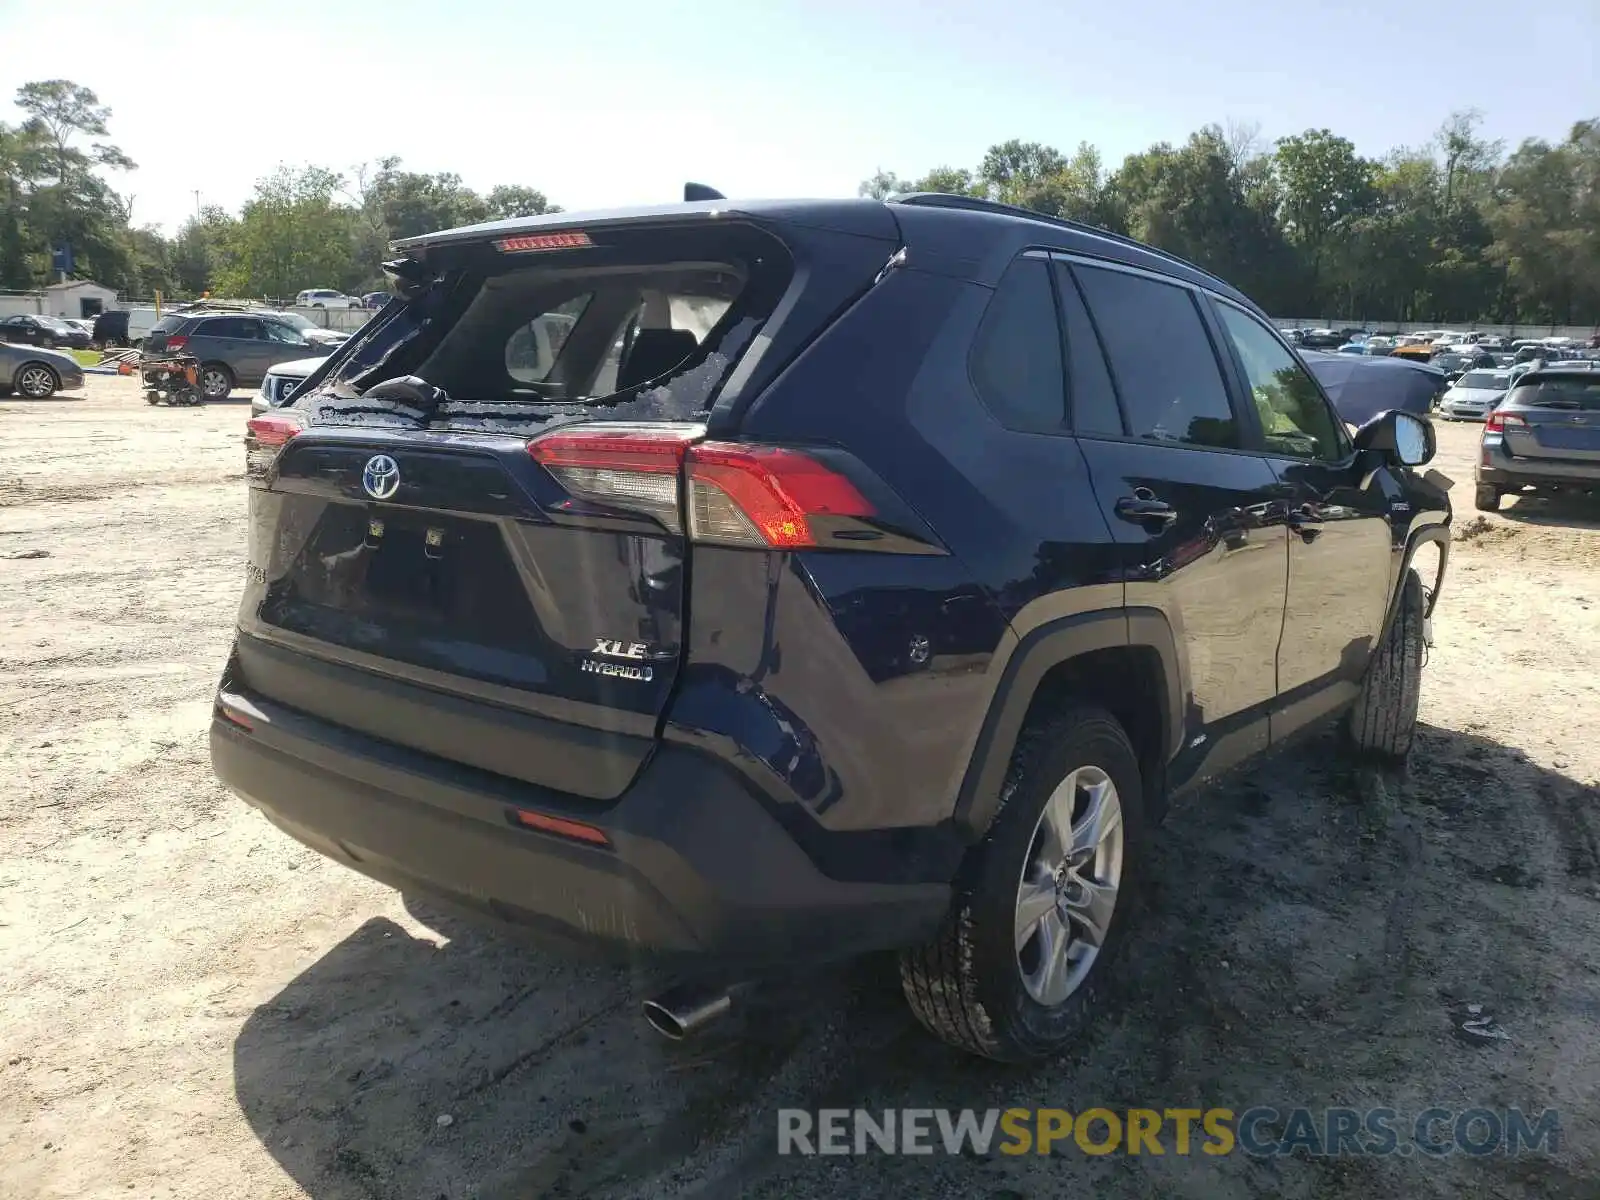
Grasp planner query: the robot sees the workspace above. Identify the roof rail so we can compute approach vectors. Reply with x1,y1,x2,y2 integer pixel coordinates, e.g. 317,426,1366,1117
889,192,1230,291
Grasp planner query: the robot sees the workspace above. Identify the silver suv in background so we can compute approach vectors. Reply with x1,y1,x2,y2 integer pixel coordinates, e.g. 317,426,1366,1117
144,312,335,399
1477,364,1600,510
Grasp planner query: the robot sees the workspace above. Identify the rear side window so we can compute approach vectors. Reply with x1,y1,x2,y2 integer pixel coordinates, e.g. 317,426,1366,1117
153,314,187,334
968,258,1065,433
204,317,252,339
1052,264,1124,437
1072,264,1239,449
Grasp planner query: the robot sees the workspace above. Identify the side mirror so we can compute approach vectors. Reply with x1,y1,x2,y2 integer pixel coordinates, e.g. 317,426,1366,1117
1353,408,1435,467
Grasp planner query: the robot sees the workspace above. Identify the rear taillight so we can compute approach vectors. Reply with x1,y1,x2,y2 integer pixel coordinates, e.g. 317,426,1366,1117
245,412,303,478
247,413,303,447
529,425,697,531
165,334,188,351
527,427,877,548
1484,411,1525,432
687,442,873,548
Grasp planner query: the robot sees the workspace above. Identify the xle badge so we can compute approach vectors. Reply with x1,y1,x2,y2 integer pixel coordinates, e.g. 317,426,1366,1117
582,637,656,682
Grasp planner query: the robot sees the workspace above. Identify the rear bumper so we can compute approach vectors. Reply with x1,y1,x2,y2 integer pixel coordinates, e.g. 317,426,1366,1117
210,679,949,967
1478,442,1600,489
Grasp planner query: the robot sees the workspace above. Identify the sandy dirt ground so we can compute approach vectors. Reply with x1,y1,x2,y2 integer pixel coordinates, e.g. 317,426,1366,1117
3,376,1599,1200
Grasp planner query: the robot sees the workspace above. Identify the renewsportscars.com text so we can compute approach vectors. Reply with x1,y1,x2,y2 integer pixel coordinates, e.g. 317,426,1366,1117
777,1106,1560,1158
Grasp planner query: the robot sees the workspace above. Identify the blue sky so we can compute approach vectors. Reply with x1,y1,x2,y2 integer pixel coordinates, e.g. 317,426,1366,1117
2,0,1596,233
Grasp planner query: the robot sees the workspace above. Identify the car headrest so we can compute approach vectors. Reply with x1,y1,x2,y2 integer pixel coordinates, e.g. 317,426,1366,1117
618,329,699,392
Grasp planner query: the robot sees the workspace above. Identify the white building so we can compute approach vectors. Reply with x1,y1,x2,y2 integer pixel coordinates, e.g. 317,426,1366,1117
44,280,120,319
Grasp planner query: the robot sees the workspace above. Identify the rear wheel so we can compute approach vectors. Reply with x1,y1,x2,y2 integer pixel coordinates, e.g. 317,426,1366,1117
1474,483,1502,512
16,364,58,398
900,706,1145,1061
199,363,234,400
1346,569,1424,764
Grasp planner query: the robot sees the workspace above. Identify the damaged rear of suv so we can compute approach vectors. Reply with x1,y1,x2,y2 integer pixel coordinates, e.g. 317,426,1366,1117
215,194,1448,1061
216,199,958,973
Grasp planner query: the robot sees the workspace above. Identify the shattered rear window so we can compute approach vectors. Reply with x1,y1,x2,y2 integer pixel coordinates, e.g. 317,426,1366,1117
297,223,791,436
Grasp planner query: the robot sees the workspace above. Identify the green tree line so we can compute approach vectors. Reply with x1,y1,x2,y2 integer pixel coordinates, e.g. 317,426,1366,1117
1,80,558,302
866,112,1599,325
4,79,1596,323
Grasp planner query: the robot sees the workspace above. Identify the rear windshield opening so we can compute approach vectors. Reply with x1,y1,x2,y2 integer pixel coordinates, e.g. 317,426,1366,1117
309,223,792,434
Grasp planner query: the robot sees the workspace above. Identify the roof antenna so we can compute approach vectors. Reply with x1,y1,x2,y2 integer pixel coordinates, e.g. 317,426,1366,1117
684,182,725,202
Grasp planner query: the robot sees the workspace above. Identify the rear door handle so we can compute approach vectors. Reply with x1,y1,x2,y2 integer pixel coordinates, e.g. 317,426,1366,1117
1286,503,1324,542
1114,490,1179,527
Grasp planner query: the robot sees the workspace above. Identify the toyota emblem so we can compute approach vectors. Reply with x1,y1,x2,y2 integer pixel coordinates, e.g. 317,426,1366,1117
362,454,400,500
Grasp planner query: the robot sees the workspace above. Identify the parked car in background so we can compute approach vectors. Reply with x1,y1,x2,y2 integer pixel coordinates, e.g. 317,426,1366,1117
361,292,389,309
1390,344,1437,365
91,310,130,348
250,355,326,417
1438,369,1513,420
0,313,92,350
293,289,360,309
1336,341,1367,355
1477,364,1600,510
0,342,86,398
263,310,352,348
1299,327,1345,349
143,312,335,399
126,307,169,347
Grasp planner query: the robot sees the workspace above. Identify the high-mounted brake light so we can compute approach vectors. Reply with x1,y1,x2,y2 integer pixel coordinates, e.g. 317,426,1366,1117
687,442,873,548
495,231,593,253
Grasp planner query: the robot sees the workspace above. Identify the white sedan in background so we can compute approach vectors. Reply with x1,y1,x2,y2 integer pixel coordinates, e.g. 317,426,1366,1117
1437,369,1513,421
294,289,361,309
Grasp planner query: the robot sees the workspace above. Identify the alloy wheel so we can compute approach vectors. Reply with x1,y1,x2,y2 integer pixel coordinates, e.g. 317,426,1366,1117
16,366,56,398
1013,765,1125,1006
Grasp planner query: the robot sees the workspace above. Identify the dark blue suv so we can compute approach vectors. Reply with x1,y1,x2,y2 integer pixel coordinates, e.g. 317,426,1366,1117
212,193,1450,1060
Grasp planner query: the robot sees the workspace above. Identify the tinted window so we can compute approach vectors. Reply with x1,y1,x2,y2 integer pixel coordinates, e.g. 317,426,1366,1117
968,258,1065,433
203,317,252,339
153,314,187,334
1511,378,1600,410
1072,264,1238,449
1053,264,1124,436
1215,303,1349,461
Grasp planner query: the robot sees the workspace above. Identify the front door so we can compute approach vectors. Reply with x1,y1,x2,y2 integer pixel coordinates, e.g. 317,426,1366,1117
1061,259,1289,787
1207,299,1393,736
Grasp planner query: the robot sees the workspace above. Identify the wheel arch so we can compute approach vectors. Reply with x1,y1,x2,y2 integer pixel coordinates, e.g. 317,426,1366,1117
953,608,1185,838
1385,522,1449,639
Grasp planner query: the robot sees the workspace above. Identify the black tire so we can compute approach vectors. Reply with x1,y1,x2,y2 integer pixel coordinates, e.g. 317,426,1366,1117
198,363,234,400
1474,484,1502,512
1346,569,1424,764
899,705,1146,1061
145,390,161,405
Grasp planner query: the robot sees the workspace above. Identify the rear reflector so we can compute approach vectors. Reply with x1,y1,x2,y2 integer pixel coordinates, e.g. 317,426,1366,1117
688,442,873,548
510,808,611,846
529,425,697,531
495,231,593,253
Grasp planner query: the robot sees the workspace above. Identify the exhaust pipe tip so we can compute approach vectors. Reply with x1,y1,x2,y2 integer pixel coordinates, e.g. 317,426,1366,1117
642,986,734,1041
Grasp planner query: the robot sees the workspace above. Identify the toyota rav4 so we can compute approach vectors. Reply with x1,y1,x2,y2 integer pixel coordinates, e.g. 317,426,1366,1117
212,193,1450,1061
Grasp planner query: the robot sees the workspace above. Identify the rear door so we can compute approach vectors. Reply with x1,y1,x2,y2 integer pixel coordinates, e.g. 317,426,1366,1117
1500,375,1600,466
235,211,899,800
1062,258,1290,784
